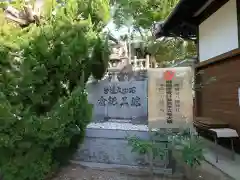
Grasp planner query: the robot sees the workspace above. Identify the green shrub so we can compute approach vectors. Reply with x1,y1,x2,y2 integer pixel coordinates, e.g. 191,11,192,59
91,35,110,80
0,0,110,179
0,87,92,180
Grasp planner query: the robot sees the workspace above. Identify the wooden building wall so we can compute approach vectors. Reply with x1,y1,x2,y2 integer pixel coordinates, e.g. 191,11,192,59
195,53,240,133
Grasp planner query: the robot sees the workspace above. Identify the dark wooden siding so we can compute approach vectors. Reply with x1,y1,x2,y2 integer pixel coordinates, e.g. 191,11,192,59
195,54,240,132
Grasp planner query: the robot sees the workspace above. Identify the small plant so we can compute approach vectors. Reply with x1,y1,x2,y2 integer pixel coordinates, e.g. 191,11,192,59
181,137,204,168
127,128,204,170
171,130,204,168
127,135,152,155
127,135,165,158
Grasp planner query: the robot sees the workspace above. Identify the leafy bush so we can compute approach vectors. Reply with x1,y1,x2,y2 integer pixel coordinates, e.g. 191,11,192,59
0,0,110,179
0,88,92,180
127,135,165,158
170,129,204,168
127,129,204,169
91,36,110,80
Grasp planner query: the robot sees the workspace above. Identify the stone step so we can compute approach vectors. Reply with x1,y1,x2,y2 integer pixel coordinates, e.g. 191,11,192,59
70,161,185,178
73,122,173,175
86,127,149,139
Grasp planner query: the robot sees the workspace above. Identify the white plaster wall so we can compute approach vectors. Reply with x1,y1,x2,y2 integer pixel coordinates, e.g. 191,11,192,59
199,0,239,62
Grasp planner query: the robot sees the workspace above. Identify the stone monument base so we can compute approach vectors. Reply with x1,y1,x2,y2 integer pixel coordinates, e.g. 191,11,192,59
73,122,176,175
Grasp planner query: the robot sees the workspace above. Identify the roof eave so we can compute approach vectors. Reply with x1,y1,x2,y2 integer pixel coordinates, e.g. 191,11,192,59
153,0,213,39
154,0,230,39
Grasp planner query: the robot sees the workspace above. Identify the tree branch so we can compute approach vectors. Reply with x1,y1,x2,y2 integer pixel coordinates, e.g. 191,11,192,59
5,13,27,26
23,4,35,22
4,6,21,18
2,2,42,27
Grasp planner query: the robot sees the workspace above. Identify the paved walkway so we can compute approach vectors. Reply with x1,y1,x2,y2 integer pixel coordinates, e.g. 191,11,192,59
203,138,240,180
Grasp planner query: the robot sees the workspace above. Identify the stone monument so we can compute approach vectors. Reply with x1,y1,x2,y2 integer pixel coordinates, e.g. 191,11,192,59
87,79,148,124
148,67,193,129
87,40,148,124
73,44,182,176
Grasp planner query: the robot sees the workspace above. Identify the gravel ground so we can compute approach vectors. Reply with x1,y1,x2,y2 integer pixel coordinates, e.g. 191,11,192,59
87,122,149,131
86,122,175,132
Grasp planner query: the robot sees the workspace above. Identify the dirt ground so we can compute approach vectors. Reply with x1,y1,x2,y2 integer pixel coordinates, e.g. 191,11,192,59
52,164,184,180
51,162,234,180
